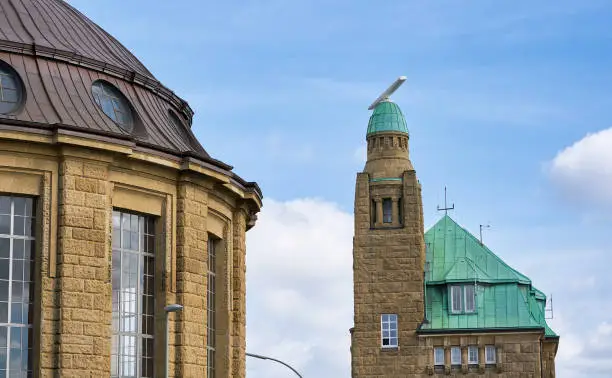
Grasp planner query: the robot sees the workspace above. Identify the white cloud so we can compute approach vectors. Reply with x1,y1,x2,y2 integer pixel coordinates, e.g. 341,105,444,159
549,127,612,203
246,198,353,378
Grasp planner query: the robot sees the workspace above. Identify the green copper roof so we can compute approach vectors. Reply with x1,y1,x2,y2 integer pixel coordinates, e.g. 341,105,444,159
424,215,531,285
366,101,409,135
421,215,558,338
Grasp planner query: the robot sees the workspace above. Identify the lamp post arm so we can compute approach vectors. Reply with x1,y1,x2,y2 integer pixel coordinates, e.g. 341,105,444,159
246,352,303,378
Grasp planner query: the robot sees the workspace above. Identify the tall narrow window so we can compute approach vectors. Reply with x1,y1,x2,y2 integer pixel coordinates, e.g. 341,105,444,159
397,198,403,225
485,345,496,364
382,199,392,223
371,199,377,225
450,346,461,366
207,237,217,378
433,347,445,366
464,285,476,313
380,314,398,348
0,196,35,377
468,346,478,364
111,211,155,378
450,285,462,313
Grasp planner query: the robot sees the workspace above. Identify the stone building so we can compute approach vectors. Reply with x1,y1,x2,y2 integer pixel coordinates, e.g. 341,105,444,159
0,0,261,377
350,92,559,377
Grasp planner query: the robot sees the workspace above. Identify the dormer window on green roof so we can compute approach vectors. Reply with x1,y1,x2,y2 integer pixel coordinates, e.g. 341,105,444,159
366,100,409,136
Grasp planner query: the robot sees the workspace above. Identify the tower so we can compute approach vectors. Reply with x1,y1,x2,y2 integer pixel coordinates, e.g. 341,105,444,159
351,78,428,377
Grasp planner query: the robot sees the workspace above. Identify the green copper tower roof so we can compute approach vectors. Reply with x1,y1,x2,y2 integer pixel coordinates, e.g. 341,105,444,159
366,101,409,135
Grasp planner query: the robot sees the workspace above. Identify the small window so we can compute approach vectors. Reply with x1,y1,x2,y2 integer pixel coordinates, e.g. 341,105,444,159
450,284,476,314
382,199,392,223
450,346,461,365
0,61,24,115
450,285,462,313
433,347,445,366
381,314,398,348
92,80,134,132
464,285,476,313
468,345,478,364
485,345,496,364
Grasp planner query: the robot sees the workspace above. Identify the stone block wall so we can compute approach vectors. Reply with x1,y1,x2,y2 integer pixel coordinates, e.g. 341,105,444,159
56,157,112,377
0,140,260,378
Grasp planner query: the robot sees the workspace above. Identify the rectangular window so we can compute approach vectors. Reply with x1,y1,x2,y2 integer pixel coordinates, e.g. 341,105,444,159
207,237,217,378
0,196,35,377
433,347,445,366
111,211,155,378
450,285,462,313
380,314,398,348
450,346,461,365
464,285,475,313
468,345,478,364
382,199,392,223
485,345,496,364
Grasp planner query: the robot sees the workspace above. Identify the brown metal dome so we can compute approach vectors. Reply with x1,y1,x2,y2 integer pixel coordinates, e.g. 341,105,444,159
0,0,225,165
0,0,154,80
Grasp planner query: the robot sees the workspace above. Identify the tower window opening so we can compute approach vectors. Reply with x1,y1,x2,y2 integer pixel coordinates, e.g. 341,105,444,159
397,198,403,225
382,199,392,223
371,199,377,225
380,314,398,348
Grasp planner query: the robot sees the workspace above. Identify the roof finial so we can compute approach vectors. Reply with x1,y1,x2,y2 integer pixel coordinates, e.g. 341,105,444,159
368,76,407,110
437,186,455,215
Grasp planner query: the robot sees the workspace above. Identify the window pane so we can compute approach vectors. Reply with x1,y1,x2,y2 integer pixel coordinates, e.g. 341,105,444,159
451,286,462,312
0,239,8,258
485,345,496,363
468,346,478,364
382,199,392,223
465,285,475,313
0,216,9,235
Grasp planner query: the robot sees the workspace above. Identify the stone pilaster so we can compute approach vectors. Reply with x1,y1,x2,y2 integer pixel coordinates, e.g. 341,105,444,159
56,158,111,377
231,208,247,378
174,180,208,377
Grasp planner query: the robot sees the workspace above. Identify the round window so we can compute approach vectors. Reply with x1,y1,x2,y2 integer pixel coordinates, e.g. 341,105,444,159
91,80,134,132
0,61,25,115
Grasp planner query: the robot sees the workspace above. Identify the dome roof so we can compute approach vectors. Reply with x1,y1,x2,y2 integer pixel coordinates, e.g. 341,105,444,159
0,0,225,164
366,101,409,136
0,0,154,80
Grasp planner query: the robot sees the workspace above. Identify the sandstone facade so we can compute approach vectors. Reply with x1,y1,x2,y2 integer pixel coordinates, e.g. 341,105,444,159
0,132,260,378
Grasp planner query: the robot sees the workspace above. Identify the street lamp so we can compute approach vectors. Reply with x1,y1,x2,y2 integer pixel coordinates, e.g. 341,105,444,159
164,304,183,378
246,352,303,378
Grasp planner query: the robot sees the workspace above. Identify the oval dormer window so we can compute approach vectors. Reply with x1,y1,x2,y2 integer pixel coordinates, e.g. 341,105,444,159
0,61,25,115
91,80,134,132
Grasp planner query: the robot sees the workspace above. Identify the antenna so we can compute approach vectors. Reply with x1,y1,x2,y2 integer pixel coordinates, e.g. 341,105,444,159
479,223,491,244
368,76,407,110
437,186,454,215
545,294,554,320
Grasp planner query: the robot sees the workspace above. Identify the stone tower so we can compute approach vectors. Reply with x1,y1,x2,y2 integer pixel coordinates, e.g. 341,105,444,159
351,89,428,376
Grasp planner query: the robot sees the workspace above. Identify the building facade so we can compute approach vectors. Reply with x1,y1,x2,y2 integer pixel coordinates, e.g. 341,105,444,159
0,1,261,377
350,95,558,377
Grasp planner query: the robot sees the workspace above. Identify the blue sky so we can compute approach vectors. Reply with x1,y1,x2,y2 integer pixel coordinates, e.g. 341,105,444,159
68,1,612,377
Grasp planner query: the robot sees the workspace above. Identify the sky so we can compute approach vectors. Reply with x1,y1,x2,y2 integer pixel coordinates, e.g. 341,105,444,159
67,1,612,377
